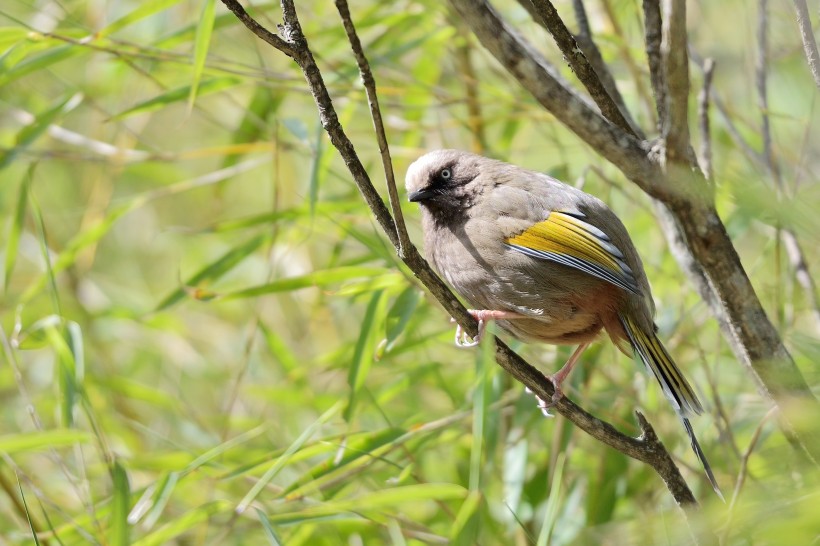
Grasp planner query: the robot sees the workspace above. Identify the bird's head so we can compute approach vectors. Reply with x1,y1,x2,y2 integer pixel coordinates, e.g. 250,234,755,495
405,149,488,215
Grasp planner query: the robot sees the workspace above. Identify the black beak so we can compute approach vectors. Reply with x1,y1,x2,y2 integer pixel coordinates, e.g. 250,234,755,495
408,187,436,203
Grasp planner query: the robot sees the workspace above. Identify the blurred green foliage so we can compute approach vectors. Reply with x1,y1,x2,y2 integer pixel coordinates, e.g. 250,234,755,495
0,0,818,544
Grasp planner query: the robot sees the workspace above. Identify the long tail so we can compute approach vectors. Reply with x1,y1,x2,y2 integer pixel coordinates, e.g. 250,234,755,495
620,314,723,500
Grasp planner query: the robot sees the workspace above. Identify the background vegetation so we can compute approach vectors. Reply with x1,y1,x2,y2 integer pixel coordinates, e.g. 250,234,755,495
0,0,818,544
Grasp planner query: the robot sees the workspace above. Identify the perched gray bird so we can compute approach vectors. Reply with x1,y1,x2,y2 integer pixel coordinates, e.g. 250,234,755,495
406,149,721,498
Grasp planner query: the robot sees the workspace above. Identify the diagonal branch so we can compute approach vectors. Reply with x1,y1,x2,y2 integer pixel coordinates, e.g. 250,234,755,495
569,0,642,137
524,0,640,137
219,1,295,57
333,0,410,258
791,0,820,91
221,0,701,507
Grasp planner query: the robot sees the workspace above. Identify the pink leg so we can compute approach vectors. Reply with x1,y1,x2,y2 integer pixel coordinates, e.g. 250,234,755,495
453,309,525,348
533,341,591,417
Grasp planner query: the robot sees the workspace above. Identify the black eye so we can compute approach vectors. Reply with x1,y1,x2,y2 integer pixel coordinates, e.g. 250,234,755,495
439,168,452,180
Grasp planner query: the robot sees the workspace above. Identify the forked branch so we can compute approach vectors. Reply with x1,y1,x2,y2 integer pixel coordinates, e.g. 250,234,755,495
220,0,702,506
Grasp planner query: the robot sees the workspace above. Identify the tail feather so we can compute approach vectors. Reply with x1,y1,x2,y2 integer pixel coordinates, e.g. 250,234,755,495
682,416,724,500
619,315,702,416
620,314,723,499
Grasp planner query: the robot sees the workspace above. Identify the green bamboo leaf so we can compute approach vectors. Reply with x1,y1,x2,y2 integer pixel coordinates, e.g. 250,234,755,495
19,200,132,304
382,287,420,355
502,436,529,518
153,11,244,49
22,161,269,304
222,87,283,169
537,452,566,546
44,326,80,427
139,472,179,529
0,26,29,51
255,508,283,546
346,483,467,508
188,0,216,110
308,120,324,216
450,490,483,546
308,100,355,215
16,474,42,546
204,201,361,232
28,191,60,313
110,461,130,546
111,77,239,120
0,430,91,453
103,377,178,410
222,266,388,300
132,501,231,546
97,0,183,39
0,43,80,87
236,402,343,514
259,323,301,378
155,233,270,310
278,483,467,520
344,290,387,421
183,426,266,475
470,324,494,492
586,447,627,525
283,428,403,498
5,168,32,291
0,92,82,170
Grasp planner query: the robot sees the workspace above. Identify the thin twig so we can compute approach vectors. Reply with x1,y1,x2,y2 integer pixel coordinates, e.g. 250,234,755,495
219,1,295,57
333,0,411,257
523,0,640,136
722,407,776,542
791,0,820,91
689,49,766,168
757,0,781,193
599,0,656,126
570,0,642,137
757,0,786,331
756,0,820,333
223,0,700,507
642,0,666,132
697,58,715,181
662,0,691,162
699,343,742,461
448,0,662,198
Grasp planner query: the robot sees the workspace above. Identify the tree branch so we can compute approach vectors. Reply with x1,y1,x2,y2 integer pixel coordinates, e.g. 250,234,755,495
697,58,715,182
643,0,666,133
570,0,643,138
447,0,674,200
524,0,639,137
221,0,701,506
662,0,691,162
756,0,820,334
448,0,820,464
333,0,410,258
791,0,820,91
219,0,295,57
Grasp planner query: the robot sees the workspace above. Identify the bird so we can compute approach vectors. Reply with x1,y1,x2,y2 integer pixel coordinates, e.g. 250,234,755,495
405,149,721,498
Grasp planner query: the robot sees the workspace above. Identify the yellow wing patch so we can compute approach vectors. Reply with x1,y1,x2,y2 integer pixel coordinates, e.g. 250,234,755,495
505,210,639,293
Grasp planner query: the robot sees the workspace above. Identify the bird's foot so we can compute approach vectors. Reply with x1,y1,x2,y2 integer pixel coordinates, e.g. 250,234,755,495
452,309,524,347
525,376,564,418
